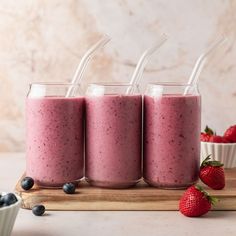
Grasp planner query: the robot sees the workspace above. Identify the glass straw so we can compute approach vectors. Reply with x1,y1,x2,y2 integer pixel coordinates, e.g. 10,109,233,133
128,34,167,94
184,36,226,95
66,35,111,97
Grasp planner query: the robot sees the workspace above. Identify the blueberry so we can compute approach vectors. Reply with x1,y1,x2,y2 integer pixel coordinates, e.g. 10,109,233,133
32,205,45,216
0,197,4,207
63,183,76,194
1,193,18,206
21,177,34,190
1,203,9,208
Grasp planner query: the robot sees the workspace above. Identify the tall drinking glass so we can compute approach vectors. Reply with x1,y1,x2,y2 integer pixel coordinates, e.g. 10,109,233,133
143,83,201,189
26,83,84,187
85,83,142,188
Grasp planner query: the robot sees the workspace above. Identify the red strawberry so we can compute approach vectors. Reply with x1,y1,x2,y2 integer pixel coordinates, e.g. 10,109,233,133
200,155,225,190
209,135,229,143
200,126,214,142
179,185,217,217
224,125,236,143
200,133,211,142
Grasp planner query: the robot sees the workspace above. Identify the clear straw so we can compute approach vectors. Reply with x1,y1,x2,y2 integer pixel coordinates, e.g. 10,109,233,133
184,36,226,95
66,35,111,97
127,34,167,94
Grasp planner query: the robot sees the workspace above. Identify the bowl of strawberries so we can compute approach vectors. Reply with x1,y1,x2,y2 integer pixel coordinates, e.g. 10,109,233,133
201,125,236,168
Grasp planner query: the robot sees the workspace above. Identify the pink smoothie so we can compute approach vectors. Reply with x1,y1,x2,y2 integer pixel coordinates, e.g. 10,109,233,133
85,95,142,188
26,97,84,187
143,94,201,189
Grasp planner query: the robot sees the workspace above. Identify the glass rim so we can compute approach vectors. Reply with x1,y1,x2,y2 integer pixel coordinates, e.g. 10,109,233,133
88,82,137,88
147,82,196,87
30,82,80,87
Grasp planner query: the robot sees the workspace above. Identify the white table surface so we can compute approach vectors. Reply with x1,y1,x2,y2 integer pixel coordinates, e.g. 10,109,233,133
0,153,236,236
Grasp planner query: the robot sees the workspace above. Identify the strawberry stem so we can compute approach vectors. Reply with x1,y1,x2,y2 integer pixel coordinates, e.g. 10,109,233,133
200,155,224,167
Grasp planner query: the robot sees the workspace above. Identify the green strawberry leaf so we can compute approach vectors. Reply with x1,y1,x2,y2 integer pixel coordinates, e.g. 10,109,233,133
200,155,212,167
204,126,215,135
195,185,219,205
208,196,219,205
201,154,224,167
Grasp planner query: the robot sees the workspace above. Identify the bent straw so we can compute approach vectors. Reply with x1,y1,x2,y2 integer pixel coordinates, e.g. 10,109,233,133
128,34,167,94
184,36,226,95
66,35,111,97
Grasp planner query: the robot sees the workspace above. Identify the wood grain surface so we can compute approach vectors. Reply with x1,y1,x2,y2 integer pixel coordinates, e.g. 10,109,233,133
15,169,236,211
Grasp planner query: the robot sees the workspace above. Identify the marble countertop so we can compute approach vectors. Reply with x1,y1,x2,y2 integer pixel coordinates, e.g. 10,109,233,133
1,153,236,236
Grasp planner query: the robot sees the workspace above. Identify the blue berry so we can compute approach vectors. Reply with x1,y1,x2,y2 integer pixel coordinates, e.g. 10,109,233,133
0,196,4,207
21,177,34,190
1,203,9,208
63,183,76,194
1,193,18,206
32,205,45,216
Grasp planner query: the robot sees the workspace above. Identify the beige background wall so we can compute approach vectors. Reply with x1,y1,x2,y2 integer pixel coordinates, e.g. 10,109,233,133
0,0,235,152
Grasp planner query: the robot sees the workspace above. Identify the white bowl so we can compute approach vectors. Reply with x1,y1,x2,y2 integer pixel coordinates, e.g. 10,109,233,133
201,142,236,168
0,193,21,236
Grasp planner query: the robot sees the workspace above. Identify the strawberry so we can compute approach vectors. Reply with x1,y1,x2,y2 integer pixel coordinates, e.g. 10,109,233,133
224,125,236,143
200,133,211,142
209,135,229,143
200,155,225,190
179,185,218,217
200,126,214,142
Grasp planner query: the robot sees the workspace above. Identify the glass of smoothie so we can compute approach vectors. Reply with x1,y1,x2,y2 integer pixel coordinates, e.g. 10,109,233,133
85,83,142,188
143,83,201,189
26,83,84,188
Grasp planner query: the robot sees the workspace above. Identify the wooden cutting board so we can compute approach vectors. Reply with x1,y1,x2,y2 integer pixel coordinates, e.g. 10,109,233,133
15,168,236,211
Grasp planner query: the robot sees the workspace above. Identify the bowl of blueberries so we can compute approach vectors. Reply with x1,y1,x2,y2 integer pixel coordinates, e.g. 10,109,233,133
0,192,21,236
